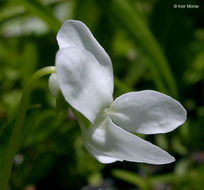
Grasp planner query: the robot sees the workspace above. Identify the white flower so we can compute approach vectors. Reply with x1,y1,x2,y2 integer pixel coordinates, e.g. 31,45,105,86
54,20,187,164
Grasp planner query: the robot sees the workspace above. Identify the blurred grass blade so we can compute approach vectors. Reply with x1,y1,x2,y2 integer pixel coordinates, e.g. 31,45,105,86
14,0,61,33
112,169,149,189
110,0,178,97
144,56,168,93
151,173,181,184
114,76,134,93
0,5,26,25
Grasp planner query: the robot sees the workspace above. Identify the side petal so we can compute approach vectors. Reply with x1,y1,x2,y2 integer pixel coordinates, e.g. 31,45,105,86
57,20,113,95
107,90,187,134
82,117,175,164
56,47,113,122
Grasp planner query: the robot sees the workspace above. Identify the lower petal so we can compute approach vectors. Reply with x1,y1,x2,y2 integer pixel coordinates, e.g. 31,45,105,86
82,117,175,164
83,140,121,164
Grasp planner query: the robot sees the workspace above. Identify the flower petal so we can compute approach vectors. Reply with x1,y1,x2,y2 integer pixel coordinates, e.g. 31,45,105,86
57,20,113,95
83,140,121,164
107,90,187,134
56,47,113,122
82,117,175,164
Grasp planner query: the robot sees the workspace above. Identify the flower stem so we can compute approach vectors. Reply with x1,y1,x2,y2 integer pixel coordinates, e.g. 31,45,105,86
0,66,56,190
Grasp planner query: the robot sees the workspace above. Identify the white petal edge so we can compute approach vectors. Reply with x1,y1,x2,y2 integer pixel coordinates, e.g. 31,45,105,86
107,90,187,134
57,19,113,95
56,47,113,123
82,117,175,164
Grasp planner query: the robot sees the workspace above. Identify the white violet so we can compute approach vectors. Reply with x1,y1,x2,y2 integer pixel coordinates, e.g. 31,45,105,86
49,20,187,164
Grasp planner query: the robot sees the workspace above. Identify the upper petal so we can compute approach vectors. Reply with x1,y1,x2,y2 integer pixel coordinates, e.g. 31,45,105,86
56,47,113,122
107,90,187,134
82,117,175,164
57,20,113,95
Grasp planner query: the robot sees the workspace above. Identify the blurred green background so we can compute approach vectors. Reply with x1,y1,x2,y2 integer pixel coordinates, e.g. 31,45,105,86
0,0,204,189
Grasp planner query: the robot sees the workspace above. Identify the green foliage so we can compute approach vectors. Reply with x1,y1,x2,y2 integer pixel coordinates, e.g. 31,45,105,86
0,0,203,189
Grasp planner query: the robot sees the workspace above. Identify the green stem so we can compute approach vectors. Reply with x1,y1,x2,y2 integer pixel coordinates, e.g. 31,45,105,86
0,66,56,190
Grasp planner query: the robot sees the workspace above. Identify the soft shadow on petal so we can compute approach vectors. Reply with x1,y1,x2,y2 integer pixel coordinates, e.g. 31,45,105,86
108,90,187,134
83,140,121,164
82,116,121,164
82,117,175,164
57,20,113,95
56,47,113,122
